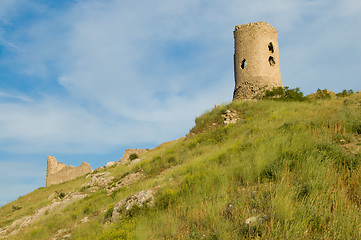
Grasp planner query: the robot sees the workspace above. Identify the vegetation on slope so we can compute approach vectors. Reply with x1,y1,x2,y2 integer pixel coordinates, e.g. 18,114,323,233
1,90,361,239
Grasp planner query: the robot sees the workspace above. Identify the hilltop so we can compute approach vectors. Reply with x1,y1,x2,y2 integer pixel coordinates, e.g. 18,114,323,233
1,91,361,239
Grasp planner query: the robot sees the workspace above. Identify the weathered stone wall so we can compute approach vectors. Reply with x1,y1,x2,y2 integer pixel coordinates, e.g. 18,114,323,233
46,156,93,187
120,149,149,163
233,22,283,100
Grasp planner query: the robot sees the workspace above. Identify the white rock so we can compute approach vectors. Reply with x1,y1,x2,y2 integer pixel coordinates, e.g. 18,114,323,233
106,161,117,168
111,190,154,222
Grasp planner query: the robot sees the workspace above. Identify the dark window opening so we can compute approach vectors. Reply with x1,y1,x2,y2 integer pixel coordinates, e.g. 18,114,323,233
241,59,246,69
268,42,274,53
269,56,275,66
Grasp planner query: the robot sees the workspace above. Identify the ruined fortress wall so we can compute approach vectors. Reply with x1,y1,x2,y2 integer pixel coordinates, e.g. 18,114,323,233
121,149,149,162
233,22,283,100
46,156,93,187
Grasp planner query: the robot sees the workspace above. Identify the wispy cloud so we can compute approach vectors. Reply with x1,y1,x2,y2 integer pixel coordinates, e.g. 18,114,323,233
0,90,32,102
0,0,360,155
0,0,21,23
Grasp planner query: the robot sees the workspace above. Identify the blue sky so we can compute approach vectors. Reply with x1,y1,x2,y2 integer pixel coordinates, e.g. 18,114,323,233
0,0,360,206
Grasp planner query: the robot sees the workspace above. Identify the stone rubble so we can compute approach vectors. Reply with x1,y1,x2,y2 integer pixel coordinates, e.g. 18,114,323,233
245,214,269,225
111,190,154,222
50,229,69,240
0,192,86,239
83,172,114,192
341,137,361,154
222,109,241,125
107,172,144,195
106,161,117,168
119,149,149,165
80,217,89,224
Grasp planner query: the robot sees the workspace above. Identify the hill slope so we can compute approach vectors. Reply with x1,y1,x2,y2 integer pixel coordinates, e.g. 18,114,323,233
1,92,361,239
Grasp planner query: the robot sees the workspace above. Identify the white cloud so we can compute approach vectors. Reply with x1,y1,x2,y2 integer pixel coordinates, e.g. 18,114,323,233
0,0,21,23
0,0,360,155
0,76,231,154
0,90,32,102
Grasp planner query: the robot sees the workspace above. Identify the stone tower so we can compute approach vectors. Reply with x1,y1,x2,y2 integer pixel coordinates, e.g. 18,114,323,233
233,22,283,100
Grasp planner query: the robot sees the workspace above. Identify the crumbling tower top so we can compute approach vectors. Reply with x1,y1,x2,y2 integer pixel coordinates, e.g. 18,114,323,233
233,22,283,100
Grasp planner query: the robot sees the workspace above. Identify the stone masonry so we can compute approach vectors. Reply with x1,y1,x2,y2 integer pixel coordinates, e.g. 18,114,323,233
120,149,149,163
46,156,93,187
233,22,283,100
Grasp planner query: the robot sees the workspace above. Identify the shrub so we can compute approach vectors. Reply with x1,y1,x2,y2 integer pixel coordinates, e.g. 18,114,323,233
196,125,232,145
336,89,354,97
104,206,114,221
239,224,264,238
190,107,225,134
155,189,177,210
263,86,305,101
352,122,361,134
83,205,91,214
141,156,163,176
80,185,91,192
12,205,22,211
99,218,135,240
314,89,331,99
57,192,66,199
129,153,139,161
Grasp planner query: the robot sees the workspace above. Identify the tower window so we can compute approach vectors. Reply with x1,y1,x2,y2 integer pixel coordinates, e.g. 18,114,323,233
241,59,247,69
269,56,275,66
268,42,274,53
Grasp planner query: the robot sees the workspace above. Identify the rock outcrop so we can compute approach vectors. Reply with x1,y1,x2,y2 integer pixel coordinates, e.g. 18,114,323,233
111,190,154,222
0,192,86,238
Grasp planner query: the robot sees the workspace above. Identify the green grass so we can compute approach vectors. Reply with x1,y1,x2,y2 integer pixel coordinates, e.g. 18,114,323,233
1,92,361,239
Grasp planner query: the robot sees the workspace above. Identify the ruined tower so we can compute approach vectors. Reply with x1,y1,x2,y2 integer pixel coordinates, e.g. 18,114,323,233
233,22,283,100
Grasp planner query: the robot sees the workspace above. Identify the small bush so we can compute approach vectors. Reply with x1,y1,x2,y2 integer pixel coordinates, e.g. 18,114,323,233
104,206,114,221
167,155,176,164
315,143,360,170
71,211,78,220
188,226,201,239
126,204,143,218
314,89,331,99
129,153,139,161
110,188,125,199
352,122,361,134
12,205,22,211
57,192,66,199
83,205,91,214
80,185,91,192
263,86,305,101
196,125,232,145
336,89,354,97
155,189,178,210
190,107,225,134
297,183,312,200
239,224,264,238
141,156,163,176
99,218,135,240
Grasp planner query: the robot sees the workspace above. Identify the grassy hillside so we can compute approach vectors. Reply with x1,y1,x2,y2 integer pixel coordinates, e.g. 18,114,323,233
1,91,361,239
